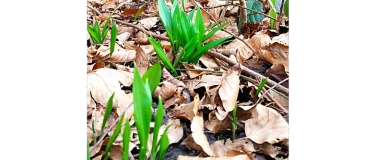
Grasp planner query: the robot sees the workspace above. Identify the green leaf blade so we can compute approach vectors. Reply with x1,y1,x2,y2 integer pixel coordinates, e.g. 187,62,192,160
103,115,125,160
122,118,131,160
142,62,162,93
100,93,116,137
110,20,117,56
132,64,152,160
148,36,178,76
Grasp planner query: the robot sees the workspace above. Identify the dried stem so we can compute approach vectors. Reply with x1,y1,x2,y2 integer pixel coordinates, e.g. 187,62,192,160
204,4,277,20
238,0,247,34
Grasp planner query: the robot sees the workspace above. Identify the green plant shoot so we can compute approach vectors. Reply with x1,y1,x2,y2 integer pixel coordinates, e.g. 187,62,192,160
133,64,152,160
103,114,125,160
255,78,268,103
122,118,131,160
232,104,238,139
100,92,115,137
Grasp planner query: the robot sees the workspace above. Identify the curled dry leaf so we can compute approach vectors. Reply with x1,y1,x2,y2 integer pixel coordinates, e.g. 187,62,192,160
134,31,150,45
177,154,250,160
264,64,289,88
194,74,222,90
153,81,177,101
135,46,150,76
259,45,288,71
207,0,226,21
249,32,271,55
167,99,195,121
102,0,116,10
253,142,281,158
191,112,214,156
109,145,123,160
245,104,289,144
163,119,184,144
216,65,241,120
139,17,159,30
181,134,204,152
218,35,254,63
200,86,220,110
199,55,219,68
205,110,232,134
87,68,134,119
92,61,106,70
95,44,136,63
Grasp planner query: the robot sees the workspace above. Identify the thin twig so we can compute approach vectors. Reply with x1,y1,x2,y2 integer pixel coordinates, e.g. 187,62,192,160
87,5,101,15
261,77,288,99
262,87,288,114
238,0,247,34
90,102,133,152
114,19,169,41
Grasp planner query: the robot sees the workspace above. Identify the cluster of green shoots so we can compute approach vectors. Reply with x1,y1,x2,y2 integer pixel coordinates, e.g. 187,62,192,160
87,14,118,56
88,62,171,160
149,0,232,76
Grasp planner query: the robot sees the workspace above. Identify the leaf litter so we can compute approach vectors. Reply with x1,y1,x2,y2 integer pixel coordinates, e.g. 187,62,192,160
87,0,289,159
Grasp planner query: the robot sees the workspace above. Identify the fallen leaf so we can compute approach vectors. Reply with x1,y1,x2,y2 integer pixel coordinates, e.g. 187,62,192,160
102,0,116,10
205,110,232,134
109,145,123,160
182,134,204,152
191,112,214,156
245,104,289,144
194,75,222,90
253,142,281,158
265,42,289,71
167,101,195,121
153,81,177,101
135,46,150,76
199,55,219,68
139,17,159,30
87,68,134,119
182,63,211,79
163,119,184,144
96,44,136,63
207,0,226,21
92,61,106,70
177,154,250,160
264,64,288,88
249,32,271,55
217,64,241,120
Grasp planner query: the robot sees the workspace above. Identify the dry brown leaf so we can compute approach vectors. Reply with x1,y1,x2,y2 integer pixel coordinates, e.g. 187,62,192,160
205,110,232,134
217,65,241,120
177,155,250,160
264,64,288,88
92,61,106,70
253,142,281,158
87,126,95,143
194,75,222,90
250,32,272,55
153,81,177,101
207,0,226,21
199,55,219,68
95,44,136,63
191,112,214,156
226,138,256,154
181,134,204,152
182,63,211,79
263,42,289,71
109,145,123,160
135,46,150,76
271,32,288,46
200,86,220,110
102,0,116,10
139,17,159,30
162,68,186,87
245,104,289,144
88,89,96,116
218,36,254,63
87,68,134,119
167,101,195,121
134,31,150,44
89,104,114,134
90,139,103,157
140,44,155,55
163,119,184,144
